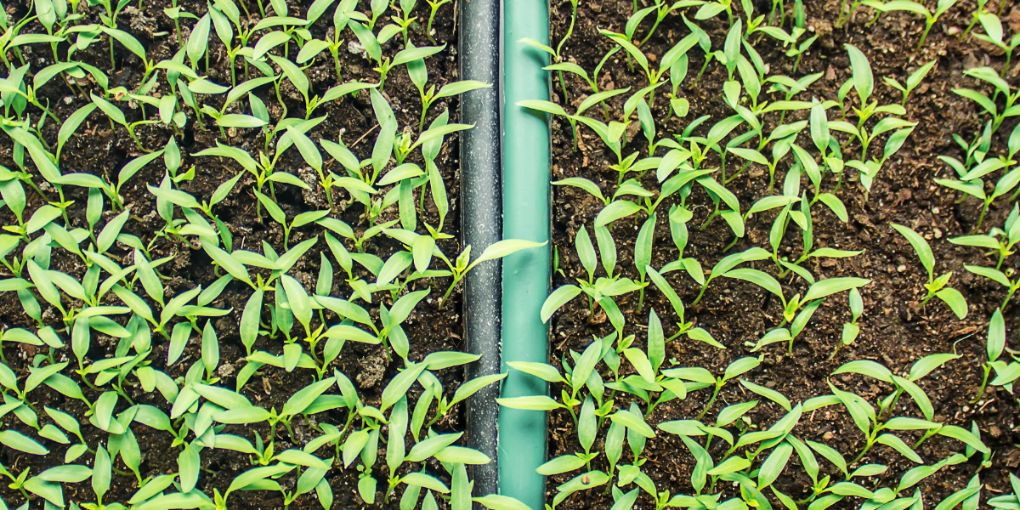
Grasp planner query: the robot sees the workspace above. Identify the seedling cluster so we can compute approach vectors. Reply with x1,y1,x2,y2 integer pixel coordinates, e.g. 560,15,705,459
511,0,1020,509
1,0,1019,508
0,0,534,509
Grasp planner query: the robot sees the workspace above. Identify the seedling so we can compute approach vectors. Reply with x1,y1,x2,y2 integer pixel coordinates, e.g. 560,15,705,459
0,1,540,508
434,239,546,301
882,60,936,107
975,309,1005,402
936,122,1020,227
891,223,968,319
862,0,959,48
974,11,1020,75
836,288,864,357
953,66,1020,131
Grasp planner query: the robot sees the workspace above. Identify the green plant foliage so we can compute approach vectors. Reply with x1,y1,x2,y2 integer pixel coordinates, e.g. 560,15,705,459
508,1,1013,508
0,1,535,508
890,223,968,319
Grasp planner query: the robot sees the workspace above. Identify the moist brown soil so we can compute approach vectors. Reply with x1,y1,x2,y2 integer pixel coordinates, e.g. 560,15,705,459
547,0,1020,507
0,0,467,508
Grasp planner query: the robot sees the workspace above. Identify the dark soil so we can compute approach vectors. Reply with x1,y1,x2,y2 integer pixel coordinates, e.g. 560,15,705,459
547,0,1020,507
0,0,467,508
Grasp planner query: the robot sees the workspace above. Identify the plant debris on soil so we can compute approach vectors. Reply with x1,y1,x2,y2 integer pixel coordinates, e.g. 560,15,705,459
505,0,1020,508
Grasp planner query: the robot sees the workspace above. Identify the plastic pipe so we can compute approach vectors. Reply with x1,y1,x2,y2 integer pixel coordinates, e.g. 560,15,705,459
458,0,502,497
499,0,551,507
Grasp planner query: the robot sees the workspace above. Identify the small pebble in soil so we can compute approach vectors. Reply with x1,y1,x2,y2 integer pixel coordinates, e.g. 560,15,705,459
217,362,235,379
356,352,387,389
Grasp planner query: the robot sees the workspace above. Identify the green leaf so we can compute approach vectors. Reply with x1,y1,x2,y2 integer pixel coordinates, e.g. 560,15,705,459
723,268,784,300
938,425,989,453
57,104,97,152
817,193,849,222
401,472,449,494
965,265,1011,287
557,177,608,202
496,395,562,411
833,360,893,383
875,433,923,463
280,275,313,329
381,363,427,411
987,308,1005,361
435,446,491,465
572,341,602,393
891,223,935,280
758,442,793,488
370,88,396,175
707,456,750,476
578,397,597,451
252,31,291,59
935,287,968,319
711,247,771,277
240,289,263,352
217,113,267,129
321,81,375,103
178,444,200,492
449,373,507,407
808,440,848,476
622,348,656,384
609,409,655,438
647,309,665,371
595,200,642,228
474,495,531,510
37,464,92,483
508,361,564,383
908,352,960,381
575,227,597,277
0,430,48,455
187,15,211,65
91,93,126,125
285,127,322,171
845,44,873,103
469,239,546,270
392,45,446,67
435,80,491,100
634,214,656,278
803,277,870,302
647,266,685,317
201,241,253,287
192,384,251,411
540,285,582,323
105,27,147,61
324,324,379,344
92,445,111,499
537,455,587,476
422,351,478,370
227,464,294,495
740,379,791,411
282,377,335,417
405,433,462,463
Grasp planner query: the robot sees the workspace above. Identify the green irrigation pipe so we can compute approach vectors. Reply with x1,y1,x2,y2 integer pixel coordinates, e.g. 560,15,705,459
499,0,551,507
